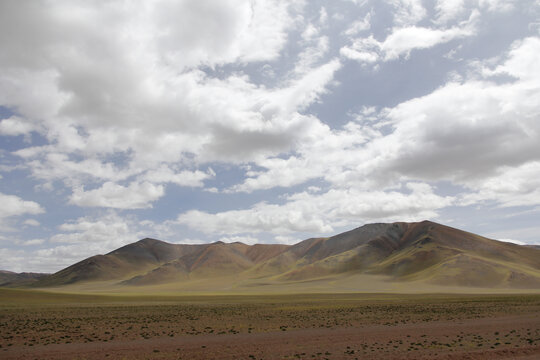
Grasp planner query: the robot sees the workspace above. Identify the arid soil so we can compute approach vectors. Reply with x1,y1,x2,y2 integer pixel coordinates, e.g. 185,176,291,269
1,293,539,359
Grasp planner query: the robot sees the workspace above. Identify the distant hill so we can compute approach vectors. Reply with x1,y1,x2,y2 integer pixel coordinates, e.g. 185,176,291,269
19,221,540,291
0,270,49,287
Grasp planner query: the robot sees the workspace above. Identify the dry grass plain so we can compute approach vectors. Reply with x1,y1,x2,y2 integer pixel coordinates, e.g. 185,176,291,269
1,289,539,359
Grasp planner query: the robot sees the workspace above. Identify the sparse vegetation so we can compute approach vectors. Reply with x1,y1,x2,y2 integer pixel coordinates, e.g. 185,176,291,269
1,290,539,359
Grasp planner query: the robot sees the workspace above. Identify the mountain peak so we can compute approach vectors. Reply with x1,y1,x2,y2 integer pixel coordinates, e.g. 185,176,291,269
136,238,165,245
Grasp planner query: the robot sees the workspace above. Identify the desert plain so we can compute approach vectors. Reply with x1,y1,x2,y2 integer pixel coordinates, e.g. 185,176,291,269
1,289,539,359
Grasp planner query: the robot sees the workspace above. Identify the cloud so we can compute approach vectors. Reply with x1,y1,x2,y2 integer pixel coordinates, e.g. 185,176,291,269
70,181,164,209
23,219,40,227
1,0,336,200
0,193,44,233
319,7,328,25
0,1,345,236
22,153,131,186
194,59,341,163
499,239,527,245
273,35,539,206
6,55,341,199
381,21,476,60
375,37,540,185
478,0,516,13
0,248,28,272
153,0,294,67
0,0,293,70
0,192,44,219
21,238,46,246
340,36,381,63
434,0,466,24
141,166,214,187
460,162,540,207
485,224,540,245
387,0,426,26
52,213,133,244
341,11,478,63
229,121,374,192
178,183,453,235
231,35,540,214
340,36,540,210
435,0,516,25
0,116,36,136
344,0,368,5
219,235,260,245
295,36,330,74
342,12,371,36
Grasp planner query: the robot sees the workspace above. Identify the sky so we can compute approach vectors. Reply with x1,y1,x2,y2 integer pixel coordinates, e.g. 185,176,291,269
1,0,540,273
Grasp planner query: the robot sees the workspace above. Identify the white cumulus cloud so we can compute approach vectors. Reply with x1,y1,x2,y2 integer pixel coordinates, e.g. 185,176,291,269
70,182,164,209
0,193,44,219
341,11,478,63
178,183,453,235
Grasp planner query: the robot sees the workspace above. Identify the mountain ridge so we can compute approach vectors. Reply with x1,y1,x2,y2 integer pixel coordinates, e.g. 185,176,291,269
0,271,49,287
7,221,540,291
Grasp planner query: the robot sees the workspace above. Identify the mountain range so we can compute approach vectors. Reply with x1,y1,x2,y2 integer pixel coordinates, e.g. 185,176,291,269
0,271,48,287
3,221,540,292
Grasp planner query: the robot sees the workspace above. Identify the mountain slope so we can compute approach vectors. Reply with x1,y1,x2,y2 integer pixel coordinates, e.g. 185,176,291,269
25,221,540,290
0,270,49,287
123,242,290,285
363,221,540,288
33,238,200,286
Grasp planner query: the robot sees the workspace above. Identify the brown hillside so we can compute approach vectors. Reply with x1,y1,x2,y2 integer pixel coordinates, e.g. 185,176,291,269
125,242,289,285
0,271,49,287
26,221,540,290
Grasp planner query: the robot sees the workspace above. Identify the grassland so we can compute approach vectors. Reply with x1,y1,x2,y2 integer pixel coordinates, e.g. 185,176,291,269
1,289,539,359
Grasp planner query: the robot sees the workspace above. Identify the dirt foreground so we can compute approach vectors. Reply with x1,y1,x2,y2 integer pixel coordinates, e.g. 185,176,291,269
1,291,539,359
